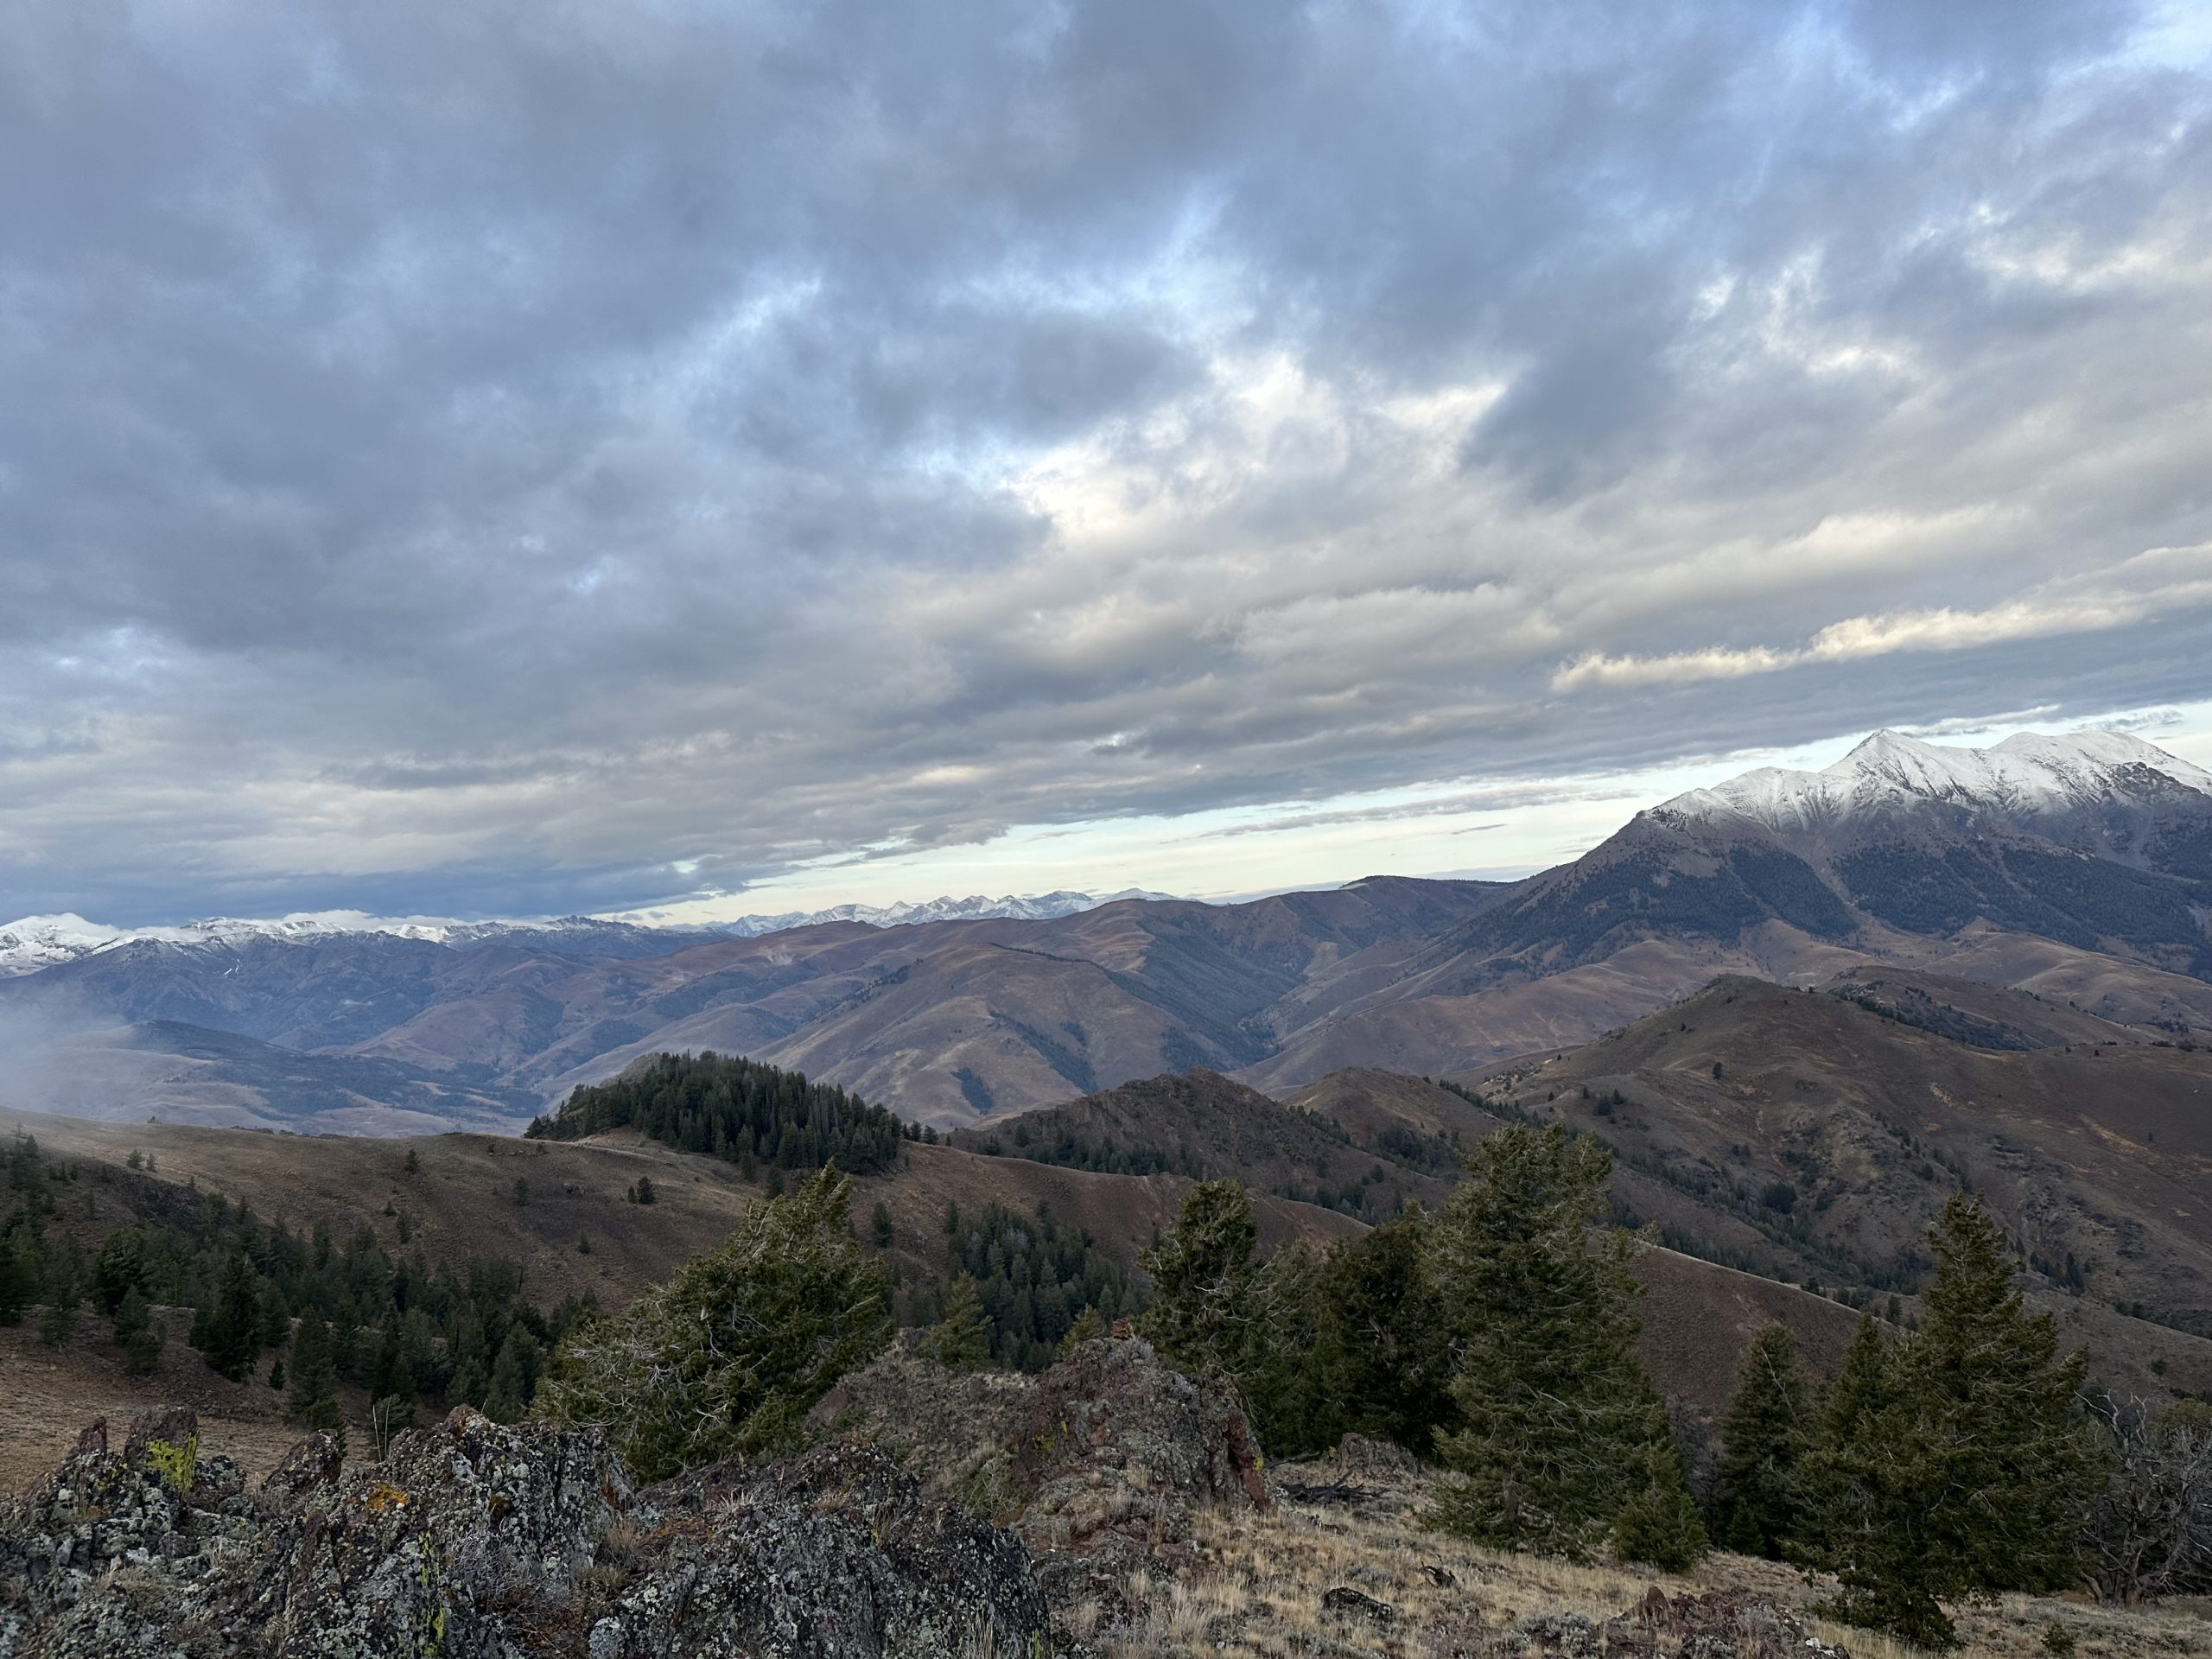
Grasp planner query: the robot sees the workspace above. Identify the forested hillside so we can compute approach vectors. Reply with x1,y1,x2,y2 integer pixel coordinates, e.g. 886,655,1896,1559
526,1052,912,1174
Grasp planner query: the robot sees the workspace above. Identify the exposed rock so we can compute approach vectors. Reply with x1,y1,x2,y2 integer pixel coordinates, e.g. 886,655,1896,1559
1323,1585,1398,1623
1633,1588,1850,1659
813,1335,1273,1611
123,1403,199,1466
0,1405,1063,1659
1518,1610,1606,1657
602,1445,1057,1658
262,1431,346,1498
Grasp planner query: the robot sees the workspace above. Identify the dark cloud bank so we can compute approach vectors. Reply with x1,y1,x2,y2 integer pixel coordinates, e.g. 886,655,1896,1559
1,0,2207,921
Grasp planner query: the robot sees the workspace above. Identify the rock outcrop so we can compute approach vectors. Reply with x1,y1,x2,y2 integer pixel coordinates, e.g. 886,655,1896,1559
0,1405,1059,1659
810,1335,1270,1611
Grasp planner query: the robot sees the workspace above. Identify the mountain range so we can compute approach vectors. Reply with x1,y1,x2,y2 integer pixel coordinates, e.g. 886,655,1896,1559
1,728,2207,1132
0,889,1179,978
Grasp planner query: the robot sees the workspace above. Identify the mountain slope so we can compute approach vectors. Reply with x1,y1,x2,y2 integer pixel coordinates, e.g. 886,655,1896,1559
2,729,2207,1128
1452,972,2212,1332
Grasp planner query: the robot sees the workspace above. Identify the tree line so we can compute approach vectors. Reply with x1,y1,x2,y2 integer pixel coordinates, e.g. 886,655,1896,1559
1127,1122,2164,1648
526,1052,912,1175
914,1198,1141,1372
1,1130,585,1453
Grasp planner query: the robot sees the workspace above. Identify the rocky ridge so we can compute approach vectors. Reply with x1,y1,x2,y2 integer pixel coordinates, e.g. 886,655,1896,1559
0,1405,1057,1659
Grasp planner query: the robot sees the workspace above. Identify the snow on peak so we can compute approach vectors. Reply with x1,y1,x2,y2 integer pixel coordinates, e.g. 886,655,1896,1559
1664,728,2212,835
0,909,487,976
710,888,1175,937
0,913,131,975
0,890,1186,976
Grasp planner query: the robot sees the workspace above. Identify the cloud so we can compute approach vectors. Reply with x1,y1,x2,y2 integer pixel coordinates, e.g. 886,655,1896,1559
1552,544,2212,690
0,0,2207,921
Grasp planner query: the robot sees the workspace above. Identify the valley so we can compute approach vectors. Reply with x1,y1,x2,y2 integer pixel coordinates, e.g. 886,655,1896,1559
1,730,2206,1138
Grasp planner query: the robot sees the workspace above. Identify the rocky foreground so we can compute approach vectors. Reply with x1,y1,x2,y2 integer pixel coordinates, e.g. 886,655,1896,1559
0,1336,1889,1659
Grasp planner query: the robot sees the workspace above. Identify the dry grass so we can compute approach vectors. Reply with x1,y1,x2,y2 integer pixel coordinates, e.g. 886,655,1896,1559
1094,1468,2212,1659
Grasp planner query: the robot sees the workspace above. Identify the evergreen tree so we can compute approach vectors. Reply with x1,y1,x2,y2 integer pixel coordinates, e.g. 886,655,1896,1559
1137,1179,1260,1380
91,1227,149,1314
1313,1205,1457,1455
941,1200,1138,1370
448,1307,492,1409
485,1327,540,1422
541,1166,892,1480
369,1317,414,1405
112,1285,152,1344
1058,1304,1106,1355
200,1251,263,1381
1241,1237,1333,1457
1713,1323,1818,1558
287,1310,343,1433
0,1235,32,1326
930,1273,994,1369
1806,1198,2102,1647
1429,1122,1706,1567
871,1201,893,1247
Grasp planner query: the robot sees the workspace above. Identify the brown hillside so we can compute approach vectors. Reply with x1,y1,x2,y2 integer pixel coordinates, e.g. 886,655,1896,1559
951,1069,1451,1219
0,1105,1353,1490
1456,972,2212,1333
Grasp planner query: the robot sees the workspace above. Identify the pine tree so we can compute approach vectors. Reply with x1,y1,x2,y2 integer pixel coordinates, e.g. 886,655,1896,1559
871,1200,893,1247
1314,1205,1457,1454
0,1235,33,1326
1242,1237,1333,1456
1430,1122,1706,1567
287,1309,343,1433
931,1273,994,1370
1136,1179,1260,1379
1713,1323,1817,1558
200,1252,263,1381
112,1285,152,1344
485,1328,539,1422
1806,1198,2101,1647
448,1308,492,1408
1058,1304,1106,1356
369,1317,414,1405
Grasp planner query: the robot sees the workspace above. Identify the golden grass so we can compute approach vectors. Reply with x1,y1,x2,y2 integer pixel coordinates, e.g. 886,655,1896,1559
1095,1472,2212,1659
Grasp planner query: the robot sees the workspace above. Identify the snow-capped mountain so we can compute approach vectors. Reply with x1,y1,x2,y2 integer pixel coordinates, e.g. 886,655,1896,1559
0,910,535,977
0,914,133,976
1659,729,2212,861
0,891,1180,977
710,889,1175,937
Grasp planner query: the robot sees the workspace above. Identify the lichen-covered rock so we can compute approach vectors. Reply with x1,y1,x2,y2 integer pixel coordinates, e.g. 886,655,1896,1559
262,1432,346,1499
595,1445,1057,1658
814,1336,1270,1616
0,1405,1063,1659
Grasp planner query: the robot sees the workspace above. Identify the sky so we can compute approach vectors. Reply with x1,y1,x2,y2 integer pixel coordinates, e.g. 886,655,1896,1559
2,0,2209,926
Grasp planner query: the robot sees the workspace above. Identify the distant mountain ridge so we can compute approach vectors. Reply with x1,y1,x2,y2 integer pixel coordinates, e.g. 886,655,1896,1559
709,888,1178,937
1,728,2208,1132
0,889,1181,977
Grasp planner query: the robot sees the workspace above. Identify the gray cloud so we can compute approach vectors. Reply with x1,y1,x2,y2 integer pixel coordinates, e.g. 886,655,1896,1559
0,0,2207,922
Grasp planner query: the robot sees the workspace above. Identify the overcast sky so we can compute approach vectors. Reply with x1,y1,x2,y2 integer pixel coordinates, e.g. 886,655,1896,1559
3,0,2209,925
